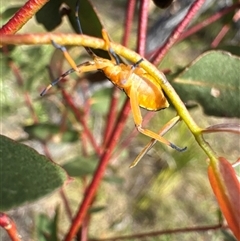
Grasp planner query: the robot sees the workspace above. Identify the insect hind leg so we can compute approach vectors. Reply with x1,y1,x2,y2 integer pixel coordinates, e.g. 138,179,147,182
129,81,187,154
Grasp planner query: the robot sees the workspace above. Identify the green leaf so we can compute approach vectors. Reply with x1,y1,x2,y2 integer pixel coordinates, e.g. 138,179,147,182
64,0,109,58
217,45,240,56
35,206,60,241
88,205,106,214
0,135,68,211
65,0,103,38
172,51,240,117
91,88,126,115
62,156,98,177
35,0,110,58
221,229,238,241
24,123,79,142
103,175,124,185
0,6,21,20
91,88,112,114
35,0,62,31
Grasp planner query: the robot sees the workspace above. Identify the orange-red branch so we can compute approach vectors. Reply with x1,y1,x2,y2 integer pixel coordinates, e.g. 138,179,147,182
0,213,21,241
0,0,49,35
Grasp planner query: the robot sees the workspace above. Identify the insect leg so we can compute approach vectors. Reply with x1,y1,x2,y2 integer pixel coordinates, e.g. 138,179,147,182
130,115,182,168
40,61,102,96
41,39,86,96
40,68,75,96
51,40,79,72
129,86,187,152
132,58,144,68
75,0,97,58
101,29,120,65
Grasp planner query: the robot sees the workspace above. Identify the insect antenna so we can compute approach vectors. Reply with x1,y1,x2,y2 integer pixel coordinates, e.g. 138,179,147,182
75,0,97,58
40,68,76,96
75,0,120,64
41,0,97,96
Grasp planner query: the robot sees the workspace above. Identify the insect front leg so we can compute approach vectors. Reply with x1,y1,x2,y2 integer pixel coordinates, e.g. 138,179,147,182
101,29,120,65
129,86,187,152
40,61,109,96
51,40,79,72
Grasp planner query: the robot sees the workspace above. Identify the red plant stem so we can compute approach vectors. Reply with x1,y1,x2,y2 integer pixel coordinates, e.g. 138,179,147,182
60,188,73,222
103,0,137,147
79,81,92,156
0,213,21,241
40,118,73,224
0,0,49,35
81,131,89,156
104,0,137,150
137,0,149,56
46,65,73,142
232,158,240,168
40,141,53,159
78,216,89,241
178,2,240,42
89,224,228,241
233,8,240,21
102,88,121,148
64,100,131,241
113,2,152,161
151,0,206,65
61,89,102,156
3,48,57,174
4,8,55,160
113,111,155,160
2,46,39,123
121,0,137,46
211,24,230,48
7,59,39,123
211,8,240,48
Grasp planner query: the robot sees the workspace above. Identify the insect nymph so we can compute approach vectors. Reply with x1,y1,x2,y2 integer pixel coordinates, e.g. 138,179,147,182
41,0,186,161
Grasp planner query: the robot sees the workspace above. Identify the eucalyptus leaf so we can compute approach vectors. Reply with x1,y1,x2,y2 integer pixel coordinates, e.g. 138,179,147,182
35,206,60,241
35,0,62,31
0,135,68,211
63,156,98,177
24,123,79,143
172,51,240,117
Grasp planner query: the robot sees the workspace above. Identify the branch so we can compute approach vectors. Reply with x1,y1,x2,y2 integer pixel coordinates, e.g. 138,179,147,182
0,213,21,241
89,224,228,241
0,0,49,35
151,0,206,65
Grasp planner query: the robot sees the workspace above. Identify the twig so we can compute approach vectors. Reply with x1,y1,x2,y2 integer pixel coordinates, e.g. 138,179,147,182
0,213,21,241
61,89,102,156
137,0,149,55
151,0,206,65
64,100,131,241
0,0,49,34
178,2,240,43
121,0,137,46
211,8,240,48
89,224,229,241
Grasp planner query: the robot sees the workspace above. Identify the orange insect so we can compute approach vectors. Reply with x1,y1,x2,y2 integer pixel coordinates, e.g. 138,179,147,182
41,0,186,164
